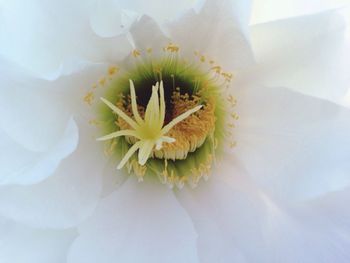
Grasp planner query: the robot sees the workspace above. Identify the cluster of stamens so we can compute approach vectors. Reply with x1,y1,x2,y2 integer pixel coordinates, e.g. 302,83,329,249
97,80,203,169
117,88,216,161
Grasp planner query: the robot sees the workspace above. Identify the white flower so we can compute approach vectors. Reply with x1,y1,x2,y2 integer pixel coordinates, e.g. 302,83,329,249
0,0,350,262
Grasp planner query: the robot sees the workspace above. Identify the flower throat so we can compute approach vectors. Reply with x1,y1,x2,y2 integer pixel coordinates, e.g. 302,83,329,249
86,44,236,188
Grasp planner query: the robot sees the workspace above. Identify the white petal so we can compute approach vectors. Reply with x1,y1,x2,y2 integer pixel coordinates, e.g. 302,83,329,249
168,0,254,70
89,0,138,38
0,1,131,78
234,85,350,202
0,59,74,152
129,15,169,53
114,0,197,27
177,155,350,262
0,118,78,185
175,155,277,262
0,120,104,228
100,158,129,197
254,188,350,262
68,176,198,263
281,188,350,262
251,0,350,24
52,62,112,119
0,217,76,263
246,10,350,103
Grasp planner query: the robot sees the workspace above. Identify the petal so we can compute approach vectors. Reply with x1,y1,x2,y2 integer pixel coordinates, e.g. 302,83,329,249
282,187,350,262
89,0,198,38
0,0,131,78
234,85,350,202
129,15,169,53
0,120,104,228
89,0,138,38
0,217,76,263
100,158,129,197
51,62,111,119
0,58,77,152
168,0,254,70
175,155,276,262
177,155,350,262
251,0,350,24
115,0,197,27
245,10,350,103
68,176,198,263
0,118,78,185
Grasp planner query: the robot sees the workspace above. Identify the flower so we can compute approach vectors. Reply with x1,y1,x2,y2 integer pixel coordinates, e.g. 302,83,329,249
0,0,350,262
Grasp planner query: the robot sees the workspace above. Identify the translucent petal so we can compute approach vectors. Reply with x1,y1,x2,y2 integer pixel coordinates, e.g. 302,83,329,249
234,84,350,202
68,177,198,263
0,118,78,185
0,217,76,263
0,0,131,78
0,120,104,228
244,10,350,104
168,0,254,70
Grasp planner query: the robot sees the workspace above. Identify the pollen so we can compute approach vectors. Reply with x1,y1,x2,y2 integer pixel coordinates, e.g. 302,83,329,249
165,43,180,53
108,66,119,76
132,49,141,57
211,66,222,74
99,77,107,86
84,91,95,105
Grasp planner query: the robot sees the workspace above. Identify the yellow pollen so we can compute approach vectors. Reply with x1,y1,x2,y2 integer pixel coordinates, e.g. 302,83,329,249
99,77,106,86
211,66,222,74
165,43,180,53
108,66,119,76
222,72,233,82
132,49,141,57
84,91,94,105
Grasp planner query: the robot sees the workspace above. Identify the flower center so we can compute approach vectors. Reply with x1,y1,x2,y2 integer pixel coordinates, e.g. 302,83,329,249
85,44,237,187
98,80,203,168
117,85,216,160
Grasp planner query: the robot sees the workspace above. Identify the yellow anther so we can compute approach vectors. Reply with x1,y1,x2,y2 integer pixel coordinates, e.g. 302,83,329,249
132,49,141,57
231,113,239,120
222,72,233,82
211,66,222,74
99,77,106,86
166,43,180,53
108,66,119,76
200,55,206,62
146,48,153,53
84,91,95,105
